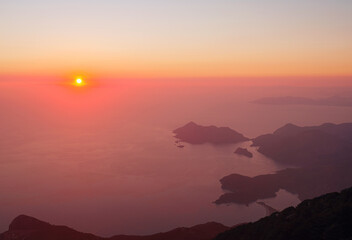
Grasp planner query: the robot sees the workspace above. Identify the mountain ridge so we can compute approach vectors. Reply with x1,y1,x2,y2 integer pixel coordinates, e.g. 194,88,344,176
2,187,352,240
0,217,230,240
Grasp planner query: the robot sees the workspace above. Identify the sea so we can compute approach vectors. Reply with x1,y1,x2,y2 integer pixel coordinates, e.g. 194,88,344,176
0,79,351,236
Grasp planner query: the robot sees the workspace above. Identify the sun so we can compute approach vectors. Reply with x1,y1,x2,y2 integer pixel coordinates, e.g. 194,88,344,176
73,77,85,86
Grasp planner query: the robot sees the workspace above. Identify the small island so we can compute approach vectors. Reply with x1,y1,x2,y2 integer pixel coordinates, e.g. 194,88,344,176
234,147,253,158
173,122,249,145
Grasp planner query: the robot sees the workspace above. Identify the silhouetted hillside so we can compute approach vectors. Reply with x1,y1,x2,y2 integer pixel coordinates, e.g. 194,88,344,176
173,122,248,144
112,222,229,240
214,186,352,240
0,215,100,240
0,216,229,240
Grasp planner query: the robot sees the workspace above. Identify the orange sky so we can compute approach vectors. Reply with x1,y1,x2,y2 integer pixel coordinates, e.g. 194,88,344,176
0,1,351,81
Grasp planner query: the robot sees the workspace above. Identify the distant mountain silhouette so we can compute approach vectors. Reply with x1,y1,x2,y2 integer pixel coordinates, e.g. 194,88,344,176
215,122,352,205
112,222,230,240
252,95,352,107
173,122,248,144
0,216,229,240
234,147,253,158
215,186,352,240
0,215,100,240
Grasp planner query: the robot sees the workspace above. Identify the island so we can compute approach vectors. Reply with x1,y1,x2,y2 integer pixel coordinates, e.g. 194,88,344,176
214,165,352,205
215,122,352,205
173,121,249,144
234,147,253,158
251,122,352,166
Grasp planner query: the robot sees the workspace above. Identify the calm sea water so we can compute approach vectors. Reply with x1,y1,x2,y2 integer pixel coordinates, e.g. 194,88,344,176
0,81,351,236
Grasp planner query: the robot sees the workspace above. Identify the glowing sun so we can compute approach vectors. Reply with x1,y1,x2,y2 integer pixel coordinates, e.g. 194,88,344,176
73,77,85,86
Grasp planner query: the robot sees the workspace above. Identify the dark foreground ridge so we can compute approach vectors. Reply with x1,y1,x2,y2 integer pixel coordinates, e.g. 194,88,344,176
173,121,249,144
1,187,351,240
214,186,352,240
0,217,229,240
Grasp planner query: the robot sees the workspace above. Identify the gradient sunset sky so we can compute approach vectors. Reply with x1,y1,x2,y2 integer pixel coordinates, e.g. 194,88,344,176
1,0,351,80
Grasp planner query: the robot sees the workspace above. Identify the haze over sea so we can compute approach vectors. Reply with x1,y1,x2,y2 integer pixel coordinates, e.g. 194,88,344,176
1,79,351,236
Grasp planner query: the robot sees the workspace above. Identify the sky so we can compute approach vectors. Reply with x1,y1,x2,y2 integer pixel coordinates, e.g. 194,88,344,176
0,0,352,80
